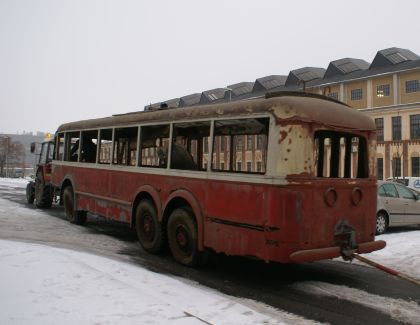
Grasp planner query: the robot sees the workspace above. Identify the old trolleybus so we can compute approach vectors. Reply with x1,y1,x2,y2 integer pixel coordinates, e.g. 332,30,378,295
51,92,385,266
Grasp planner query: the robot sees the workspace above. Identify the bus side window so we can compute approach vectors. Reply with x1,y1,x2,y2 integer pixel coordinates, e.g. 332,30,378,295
55,133,64,161
212,118,269,174
64,131,80,162
80,130,98,163
140,125,170,168
113,127,138,166
171,121,211,171
99,129,112,164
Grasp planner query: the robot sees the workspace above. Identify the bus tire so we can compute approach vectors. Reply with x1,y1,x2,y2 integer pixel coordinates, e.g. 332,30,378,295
35,172,52,209
63,186,87,225
376,211,388,235
26,182,35,204
167,208,201,267
135,199,164,254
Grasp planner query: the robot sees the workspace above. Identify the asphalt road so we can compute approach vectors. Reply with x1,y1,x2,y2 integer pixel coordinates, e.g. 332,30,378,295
1,183,419,325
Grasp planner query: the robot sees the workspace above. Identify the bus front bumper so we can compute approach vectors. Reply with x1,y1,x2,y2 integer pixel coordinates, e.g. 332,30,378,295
289,240,386,263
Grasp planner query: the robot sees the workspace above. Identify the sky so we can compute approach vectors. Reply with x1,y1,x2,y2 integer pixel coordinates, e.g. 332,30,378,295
1,178,420,324
1,0,420,134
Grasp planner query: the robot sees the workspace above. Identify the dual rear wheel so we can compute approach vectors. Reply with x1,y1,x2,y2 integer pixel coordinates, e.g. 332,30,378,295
135,200,201,267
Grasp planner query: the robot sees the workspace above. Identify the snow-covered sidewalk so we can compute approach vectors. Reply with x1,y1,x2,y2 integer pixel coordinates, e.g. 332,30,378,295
0,239,313,325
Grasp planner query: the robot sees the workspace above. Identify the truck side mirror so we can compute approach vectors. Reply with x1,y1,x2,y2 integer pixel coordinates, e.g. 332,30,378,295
30,142,36,153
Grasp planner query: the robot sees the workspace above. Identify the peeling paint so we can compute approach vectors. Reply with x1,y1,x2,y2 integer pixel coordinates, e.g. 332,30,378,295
273,124,314,176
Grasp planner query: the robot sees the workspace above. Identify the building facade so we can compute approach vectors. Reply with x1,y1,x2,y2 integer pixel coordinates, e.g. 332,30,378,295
146,47,420,179
305,50,420,180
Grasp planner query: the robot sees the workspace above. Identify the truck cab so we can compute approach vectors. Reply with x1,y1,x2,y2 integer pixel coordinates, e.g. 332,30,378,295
26,141,55,208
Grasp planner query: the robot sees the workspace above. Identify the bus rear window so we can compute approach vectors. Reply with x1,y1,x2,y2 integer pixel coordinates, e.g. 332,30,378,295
314,130,368,178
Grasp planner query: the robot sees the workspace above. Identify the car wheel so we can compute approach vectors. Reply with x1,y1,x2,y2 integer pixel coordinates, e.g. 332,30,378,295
376,212,388,235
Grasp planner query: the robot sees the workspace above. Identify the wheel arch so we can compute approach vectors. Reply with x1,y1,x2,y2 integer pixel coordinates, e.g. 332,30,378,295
163,189,204,251
60,176,75,200
131,185,162,228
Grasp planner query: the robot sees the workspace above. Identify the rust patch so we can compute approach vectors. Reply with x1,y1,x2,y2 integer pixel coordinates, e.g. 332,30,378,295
279,130,288,144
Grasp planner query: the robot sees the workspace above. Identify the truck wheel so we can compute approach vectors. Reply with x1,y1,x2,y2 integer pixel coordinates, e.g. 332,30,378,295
26,182,35,204
63,186,87,225
135,199,164,254
35,172,52,208
167,208,201,267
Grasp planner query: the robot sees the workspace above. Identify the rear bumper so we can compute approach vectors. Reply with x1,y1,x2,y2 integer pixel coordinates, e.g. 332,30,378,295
289,240,386,263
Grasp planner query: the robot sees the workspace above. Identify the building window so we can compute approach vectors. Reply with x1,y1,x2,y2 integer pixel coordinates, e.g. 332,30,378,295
392,116,401,141
410,114,420,139
328,92,338,100
236,136,243,151
246,161,252,172
406,80,420,93
237,162,242,171
377,158,383,180
203,137,209,153
412,157,420,177
257,161,262,172
256,135,263,150
392,157,401,177
246,135,253,150
375,118,384,142
351,88,363,101
376,84,390,97
220,136,225,151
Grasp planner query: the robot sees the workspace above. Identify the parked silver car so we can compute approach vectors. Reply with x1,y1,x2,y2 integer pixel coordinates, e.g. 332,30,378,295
376,181,420,234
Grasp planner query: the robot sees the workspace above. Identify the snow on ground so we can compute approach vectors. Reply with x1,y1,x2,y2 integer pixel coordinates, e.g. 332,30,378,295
294,281,420,324
353,230,420,279
0,239,305,325
1,177,420,324
0,177,30,187
0,178,319,325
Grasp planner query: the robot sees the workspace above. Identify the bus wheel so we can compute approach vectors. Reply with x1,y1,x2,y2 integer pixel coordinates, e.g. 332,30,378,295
34,172,52,208
26,182,35,204
167,208,200,267
63,186,87,225
135,199,163,254
376,212,388,235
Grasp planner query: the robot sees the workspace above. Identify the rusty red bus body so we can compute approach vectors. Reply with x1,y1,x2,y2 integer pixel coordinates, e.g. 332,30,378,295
52,93,385,264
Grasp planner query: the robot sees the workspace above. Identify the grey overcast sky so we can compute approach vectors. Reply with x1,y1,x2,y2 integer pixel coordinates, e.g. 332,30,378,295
1,0,419,134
